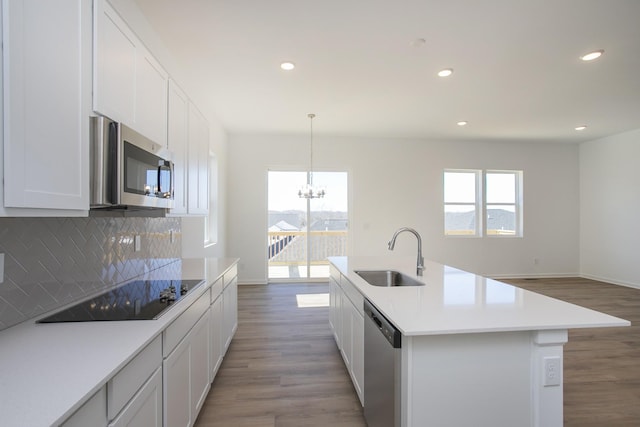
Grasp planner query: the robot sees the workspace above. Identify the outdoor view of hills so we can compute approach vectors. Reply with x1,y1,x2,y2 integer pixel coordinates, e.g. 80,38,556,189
445,208,516,233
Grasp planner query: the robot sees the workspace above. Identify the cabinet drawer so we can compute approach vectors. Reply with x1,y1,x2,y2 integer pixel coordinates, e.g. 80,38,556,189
107,335,161,420
341,276,364,317
210,277,223,304
163,291,210,357
223,264,238,287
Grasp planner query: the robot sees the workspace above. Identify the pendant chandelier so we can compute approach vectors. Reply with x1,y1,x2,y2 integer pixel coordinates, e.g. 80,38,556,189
298,113,326,199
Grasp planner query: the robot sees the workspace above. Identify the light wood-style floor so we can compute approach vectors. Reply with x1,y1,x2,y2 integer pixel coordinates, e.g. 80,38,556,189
194,278,640,427
194,283,366,427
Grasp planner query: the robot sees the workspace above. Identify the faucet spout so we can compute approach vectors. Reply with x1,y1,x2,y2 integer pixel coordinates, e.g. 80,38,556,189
388,227,424,276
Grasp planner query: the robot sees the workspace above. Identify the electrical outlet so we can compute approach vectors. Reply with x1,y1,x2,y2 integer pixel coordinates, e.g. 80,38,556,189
0,253,4,284
543,356,561,387
134,235,141,252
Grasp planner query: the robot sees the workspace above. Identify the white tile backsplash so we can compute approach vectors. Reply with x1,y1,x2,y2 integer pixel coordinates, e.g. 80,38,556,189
0,217,181,330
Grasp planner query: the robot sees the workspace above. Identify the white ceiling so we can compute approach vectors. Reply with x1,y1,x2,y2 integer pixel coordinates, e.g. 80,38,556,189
133,0,640,143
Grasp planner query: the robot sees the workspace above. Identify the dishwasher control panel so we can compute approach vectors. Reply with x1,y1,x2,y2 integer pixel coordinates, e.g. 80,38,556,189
364,299,401,348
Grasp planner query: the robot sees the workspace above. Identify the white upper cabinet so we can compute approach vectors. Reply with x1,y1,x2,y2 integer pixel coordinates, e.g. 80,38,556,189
168,79,189,214
1,0,91,214
93,0,168,146
133,50,168,146
187,102,209,215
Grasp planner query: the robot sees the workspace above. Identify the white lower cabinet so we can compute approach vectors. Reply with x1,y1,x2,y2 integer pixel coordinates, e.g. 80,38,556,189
109,367,162,427
190,311,211,421
209,293,224,380
222,276,238,352
164,330,191,427
163,291,211,427
329,276,342,346
329,272,364,405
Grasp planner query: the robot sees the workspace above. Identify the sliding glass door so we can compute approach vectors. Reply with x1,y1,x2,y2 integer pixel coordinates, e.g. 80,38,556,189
268,171,348,280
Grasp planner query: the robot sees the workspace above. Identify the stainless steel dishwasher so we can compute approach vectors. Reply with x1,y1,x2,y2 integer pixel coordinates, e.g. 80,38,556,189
364,299,402,427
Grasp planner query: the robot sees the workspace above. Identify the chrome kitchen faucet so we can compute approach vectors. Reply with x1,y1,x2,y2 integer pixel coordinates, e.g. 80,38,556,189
388,227,424,276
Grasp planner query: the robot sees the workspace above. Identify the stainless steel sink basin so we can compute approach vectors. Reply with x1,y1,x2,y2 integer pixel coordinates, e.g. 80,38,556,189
355,270,425,287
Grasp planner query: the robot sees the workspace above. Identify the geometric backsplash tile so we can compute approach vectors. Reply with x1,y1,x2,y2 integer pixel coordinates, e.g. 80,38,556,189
0,216,181,331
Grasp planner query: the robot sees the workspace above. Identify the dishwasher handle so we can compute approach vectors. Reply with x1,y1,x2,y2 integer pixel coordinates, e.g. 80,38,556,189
364,299,402,348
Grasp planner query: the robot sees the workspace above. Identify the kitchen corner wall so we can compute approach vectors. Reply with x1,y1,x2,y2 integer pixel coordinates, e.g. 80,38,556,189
0,216,181,331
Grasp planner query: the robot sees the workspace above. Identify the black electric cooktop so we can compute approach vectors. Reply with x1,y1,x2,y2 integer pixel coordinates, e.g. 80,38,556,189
37,279,204,323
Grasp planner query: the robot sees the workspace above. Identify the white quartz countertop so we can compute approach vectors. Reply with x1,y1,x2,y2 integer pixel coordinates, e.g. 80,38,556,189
0,257,238,427
329,256,630,336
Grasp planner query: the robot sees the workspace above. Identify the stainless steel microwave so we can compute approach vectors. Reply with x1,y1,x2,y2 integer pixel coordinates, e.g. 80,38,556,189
90,116,174,210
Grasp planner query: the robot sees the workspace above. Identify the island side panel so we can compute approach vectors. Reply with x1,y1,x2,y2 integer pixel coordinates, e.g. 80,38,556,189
531,329,567,427
403,331,534,427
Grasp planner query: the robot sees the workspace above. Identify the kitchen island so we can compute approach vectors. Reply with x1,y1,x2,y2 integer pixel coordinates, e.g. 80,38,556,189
328,256,630,427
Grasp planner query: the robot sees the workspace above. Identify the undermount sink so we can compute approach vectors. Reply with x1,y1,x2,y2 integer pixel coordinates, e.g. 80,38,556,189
355,270,425,287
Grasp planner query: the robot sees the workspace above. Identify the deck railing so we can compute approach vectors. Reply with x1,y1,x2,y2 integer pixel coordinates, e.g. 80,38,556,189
268,230,348,264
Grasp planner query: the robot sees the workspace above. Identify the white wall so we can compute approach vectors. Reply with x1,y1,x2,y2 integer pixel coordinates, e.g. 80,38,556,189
580,128,640,288
228,134,580,284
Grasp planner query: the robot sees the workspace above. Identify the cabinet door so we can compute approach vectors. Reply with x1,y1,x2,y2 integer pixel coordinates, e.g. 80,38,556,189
222,277,238,352
329,277,340,343
168,80,189,214
352,308,365,403
190,311,211,421
163,336,191,427
187,102,209,215
2,0,90,212
334,284,343,348
134,49,168,146
93,0,136,125
109,367,162,427
210,294,224,380
341,296,353,369
93,0,168,145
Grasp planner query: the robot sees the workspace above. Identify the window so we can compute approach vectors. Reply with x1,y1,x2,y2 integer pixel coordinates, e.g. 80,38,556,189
444,170,481,236
444,169,522,237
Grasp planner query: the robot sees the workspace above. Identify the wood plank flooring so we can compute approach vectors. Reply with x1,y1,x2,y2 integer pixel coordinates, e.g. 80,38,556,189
195,278,640,427
194,283,366,427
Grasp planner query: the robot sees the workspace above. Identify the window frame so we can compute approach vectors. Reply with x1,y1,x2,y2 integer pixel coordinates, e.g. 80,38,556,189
444,168,523,238
484,170,523,238
444,169,482,237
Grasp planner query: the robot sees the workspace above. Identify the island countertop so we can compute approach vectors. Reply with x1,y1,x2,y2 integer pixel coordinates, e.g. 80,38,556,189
328,256,630,336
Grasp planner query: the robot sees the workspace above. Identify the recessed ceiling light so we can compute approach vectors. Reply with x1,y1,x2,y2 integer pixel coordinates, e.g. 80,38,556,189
580,50,604,61
457,121,468,126
575,125,587,131
437,68,453,77
280,62,295,71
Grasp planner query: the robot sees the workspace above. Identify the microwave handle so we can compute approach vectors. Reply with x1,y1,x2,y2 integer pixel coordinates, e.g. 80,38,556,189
107,122,118,203
157,160,171,194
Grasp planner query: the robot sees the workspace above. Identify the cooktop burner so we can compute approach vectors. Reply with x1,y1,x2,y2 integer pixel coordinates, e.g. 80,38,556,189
37,279,204,323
